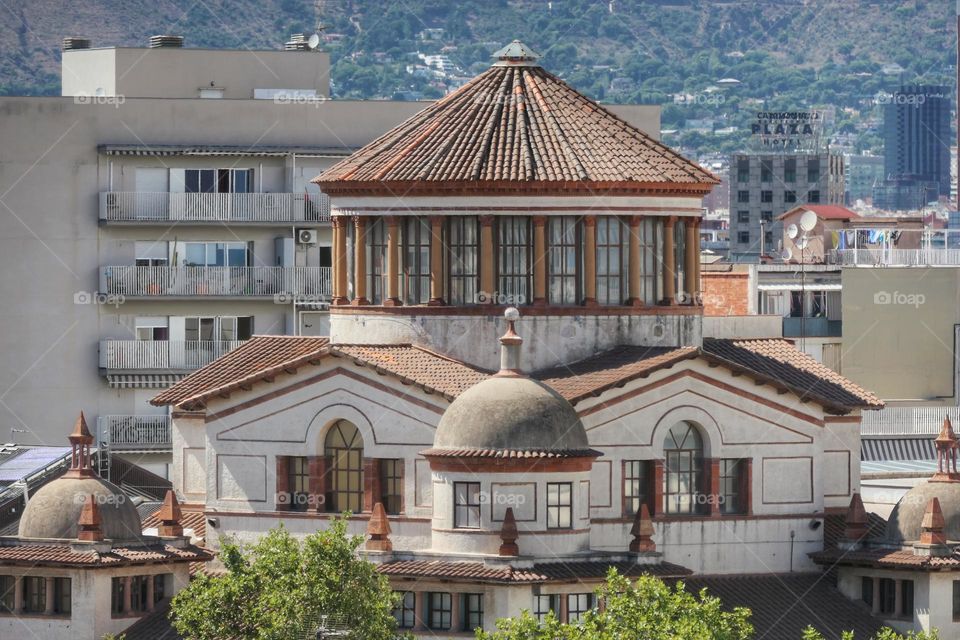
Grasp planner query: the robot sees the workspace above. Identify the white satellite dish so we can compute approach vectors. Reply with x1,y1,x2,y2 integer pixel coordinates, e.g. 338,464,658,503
307,33,321,50
799,210,818,232
781,247,793,261
786,223,799,239
796,236,809,250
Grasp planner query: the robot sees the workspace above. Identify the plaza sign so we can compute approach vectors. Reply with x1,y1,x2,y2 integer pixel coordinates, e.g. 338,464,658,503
751,111,824,151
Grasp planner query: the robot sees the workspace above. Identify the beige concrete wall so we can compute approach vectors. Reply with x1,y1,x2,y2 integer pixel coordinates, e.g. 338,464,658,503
842,267,960,401
64,48,330,99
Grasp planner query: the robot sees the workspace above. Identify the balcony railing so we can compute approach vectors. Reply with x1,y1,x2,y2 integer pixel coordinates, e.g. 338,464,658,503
830,248,960,267
100,191,330,223
861,406,960,436
99,340,248,371
97,415,171,450
782,317,842,338
100,266,330,298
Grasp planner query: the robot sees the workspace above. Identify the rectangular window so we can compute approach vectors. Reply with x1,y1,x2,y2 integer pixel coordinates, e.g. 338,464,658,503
153,574,166,603
463,593,484,631
761,211,773,223
736,158,750,183
534,594,560,624
595,216,628,305
366,217,388,305
760,190,773,203
737,231,750,244
737,190,750,203
497,217,531,305
184,168,253,194
454,482,481,529
719,459,747,515
566,593,593,623
393,591,416,629
637,217,659,305
784,158,797,183
0,575,14,613
379,459,403,515
862,577,874,608
112,577,124,614
548,216,580,305
784,190,797,203
765,231,774,247
54,577,71,615
807,159,820,183
402,217,431,305
288,456,309,512
624,460,649,516
760,159,772,183
879,578,896,615
448,216,479,305
953,580,960,621
22,576,45,613
131,575,149,613
737,210,750,224
547,482,573,529
901,580,913,620
427,592,451,630
808,190,821,204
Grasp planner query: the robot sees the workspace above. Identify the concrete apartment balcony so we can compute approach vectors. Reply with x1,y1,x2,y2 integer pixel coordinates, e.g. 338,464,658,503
830,248,960,267
100,265,330,299
99,339,249,373
782,317,842,338
97,415,171,451
99,191,330,224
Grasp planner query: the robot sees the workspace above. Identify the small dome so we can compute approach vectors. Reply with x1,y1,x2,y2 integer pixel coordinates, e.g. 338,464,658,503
433,376,589,453
886,481,960,543
18,476,142,541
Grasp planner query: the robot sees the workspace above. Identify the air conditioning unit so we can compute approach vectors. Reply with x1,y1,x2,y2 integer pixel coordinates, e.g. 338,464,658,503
296,228,318,245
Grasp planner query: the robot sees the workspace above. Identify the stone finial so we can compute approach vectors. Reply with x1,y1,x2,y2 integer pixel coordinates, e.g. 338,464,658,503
499,507,519,557
914,497,951,557
157,490,184,537
496,308,523,377
366,502,392,551
65,412,95,478
629,503,656,553
933,417,960,482
77,494,103,542
843,493,868,541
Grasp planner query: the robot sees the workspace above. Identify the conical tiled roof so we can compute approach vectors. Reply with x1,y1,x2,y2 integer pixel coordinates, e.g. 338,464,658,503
317,41,717,196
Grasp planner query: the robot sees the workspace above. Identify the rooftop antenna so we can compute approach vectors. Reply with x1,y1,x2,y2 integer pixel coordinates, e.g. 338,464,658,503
796,209,818,354
307,33,321,50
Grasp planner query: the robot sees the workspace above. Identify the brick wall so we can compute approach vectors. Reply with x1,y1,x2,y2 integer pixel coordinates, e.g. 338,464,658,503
701,272,750,316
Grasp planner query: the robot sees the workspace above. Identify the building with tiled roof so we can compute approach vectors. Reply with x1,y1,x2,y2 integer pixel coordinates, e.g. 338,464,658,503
143,39,889,640
0,415,211,639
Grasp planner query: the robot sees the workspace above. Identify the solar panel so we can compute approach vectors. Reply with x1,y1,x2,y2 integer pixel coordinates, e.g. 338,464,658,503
0,447,72,482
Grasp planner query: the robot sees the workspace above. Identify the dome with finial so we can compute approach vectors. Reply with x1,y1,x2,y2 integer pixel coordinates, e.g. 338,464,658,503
426,309,595,457
18,413,142,541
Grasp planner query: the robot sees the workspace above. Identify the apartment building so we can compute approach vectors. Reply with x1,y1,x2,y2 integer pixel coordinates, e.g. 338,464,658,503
728,152,845,261
0,36,661,479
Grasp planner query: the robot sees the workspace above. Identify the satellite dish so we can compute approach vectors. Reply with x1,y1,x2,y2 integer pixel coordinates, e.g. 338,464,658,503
799,210,818,232
307,33,321,50
796,236,809,250
781,247,793,261
787,223,799,239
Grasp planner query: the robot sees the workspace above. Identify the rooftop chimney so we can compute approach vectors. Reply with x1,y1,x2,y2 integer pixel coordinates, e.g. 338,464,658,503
62,37,91,51
149,35,184,48
285,33,308,51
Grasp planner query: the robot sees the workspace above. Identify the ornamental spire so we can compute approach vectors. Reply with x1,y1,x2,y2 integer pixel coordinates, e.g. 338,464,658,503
65,412,95,479
366,502,392,551
77,495,103,542
499,507,519,557
157,490,184,537
496,307,523,377
932,416,959,482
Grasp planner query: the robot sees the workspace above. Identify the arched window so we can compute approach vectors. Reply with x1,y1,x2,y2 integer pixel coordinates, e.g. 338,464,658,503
663,422,703,515
325,420,364,513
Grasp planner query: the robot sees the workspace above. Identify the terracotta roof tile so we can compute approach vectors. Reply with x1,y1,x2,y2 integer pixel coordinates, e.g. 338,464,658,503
701,338,883,411
330,344,490,400
376,558,690,583
122,600,183,640
151,336,329,408
811,546,960,570
0,540,212,567
420,447,601,459
142,503,207,542
316,62,717,195
777,204,861,221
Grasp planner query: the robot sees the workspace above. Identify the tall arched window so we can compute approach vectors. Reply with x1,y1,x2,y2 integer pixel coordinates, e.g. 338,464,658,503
663,422,703,515
325,420,364,513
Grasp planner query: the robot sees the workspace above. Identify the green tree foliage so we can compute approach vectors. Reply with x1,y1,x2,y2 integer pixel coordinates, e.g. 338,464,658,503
802,627,939,640
170,518,404,640
475,569,754,640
